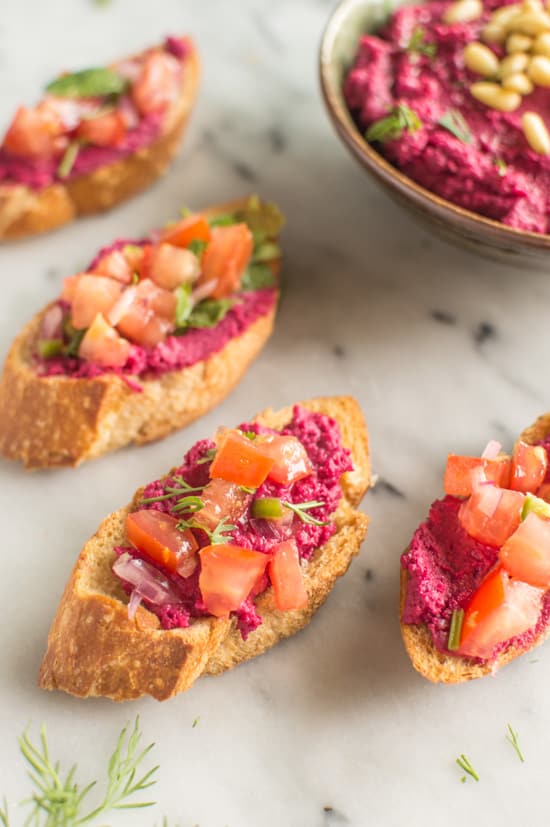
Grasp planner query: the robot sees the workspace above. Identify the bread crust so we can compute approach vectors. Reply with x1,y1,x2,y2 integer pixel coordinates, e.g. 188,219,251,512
400,415,550,683
0,40,200,241
38,396,370,701
0,196,280,468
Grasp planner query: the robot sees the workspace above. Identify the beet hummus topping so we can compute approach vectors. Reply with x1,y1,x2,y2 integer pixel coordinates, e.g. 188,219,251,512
345,0,550,232
0,36,190,190
111,406,353,639
402,437,550,663
34,196,283,384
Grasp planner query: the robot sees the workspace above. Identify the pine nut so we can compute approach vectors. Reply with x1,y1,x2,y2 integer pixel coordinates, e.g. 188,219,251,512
443,0,483,24
470,81,522,109
490,3,520,25
482,22,508,42
512,10,550,34
522,0,543,12
499,53,529,76
502,71,535,92
522,111,550,153
506,32,533,50
532,30,550,53
528,53,550,83
463,41,500,75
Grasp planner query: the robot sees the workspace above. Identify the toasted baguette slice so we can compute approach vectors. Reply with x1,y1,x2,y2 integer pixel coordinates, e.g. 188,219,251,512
38,396,370,702
0,38,199,240
0,197,280,469
400,416,550,683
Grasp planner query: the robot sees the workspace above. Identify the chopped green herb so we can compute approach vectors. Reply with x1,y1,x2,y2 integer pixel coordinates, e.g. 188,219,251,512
46,67,127,98
174,284,193,328
57,141,80,178
188,239,208,257
240,430,257,440
239,485,257,494
170,495,204,515
406,26,437,58
522,492,550,521
495,158,508,176
505,724,525,762
456,754,479,782
235,197,285,244
252,497,284,520
176,515,236,545
184,298,235,330
209,212,238,228
179,205,192,218
437,110,473,144
282,500,328,526
123,243,144,257
196,447,217,465
366,104,422,144
64,328,86,358
253,240,281,263
140,475,205,506
38,338,63,359
241,262,277,291
447,608,464,651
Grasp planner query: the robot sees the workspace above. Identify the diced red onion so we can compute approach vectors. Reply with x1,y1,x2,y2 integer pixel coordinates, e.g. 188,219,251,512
482,440,502,460
176,554,198,578
41,305,63,339
113,552,182,605
477,483,503,518
114,60,142,84
107,286,137,326
191,278,218,305
128,588,143,620
249,512,293,541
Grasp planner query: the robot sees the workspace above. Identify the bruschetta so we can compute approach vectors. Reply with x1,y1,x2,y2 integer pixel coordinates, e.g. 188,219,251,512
400,424,550,683
38,396,370,701
0,35,199,240
0,195,283,468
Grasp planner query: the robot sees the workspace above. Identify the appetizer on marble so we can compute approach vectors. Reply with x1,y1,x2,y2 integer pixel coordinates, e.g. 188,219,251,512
38,396,370,701
401,420,550,682
0,196,282,468
0,35,199,239
345,0,550,233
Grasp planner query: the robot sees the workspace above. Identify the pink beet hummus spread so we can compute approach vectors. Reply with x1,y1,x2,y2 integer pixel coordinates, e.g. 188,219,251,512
344,1,550,233
402,494,550,660
0,36,188,191
115,406,353,638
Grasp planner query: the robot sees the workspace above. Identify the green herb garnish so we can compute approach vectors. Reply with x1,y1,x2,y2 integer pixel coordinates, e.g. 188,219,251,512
252,497,284,520
38,339,63,359
46,67,127,98
366,104,422,144
196,447,217,465
495,158,508,176
447,608,464,651
183,298,235,330
281,500,328,526
235,197,285,243
188,239,208,257
170,495,204,515
437,110,473,144
406,26,437,58
209,213,238,228
240,430,257,440
241,263,277,291
179,205,192,218
176,515,236,545
505,724,525,762
140,475,205,506
174,284,193,328
252,240,281,263
57,141,80,179
522,492,550,521
64,328,86,358
1,717,158,826
456,754,479,782
239,485,257,494
123,243,144,257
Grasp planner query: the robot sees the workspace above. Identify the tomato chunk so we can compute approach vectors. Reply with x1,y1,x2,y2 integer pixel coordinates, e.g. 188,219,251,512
458,566,543,660
199,544,269,617
500,511,550,587
209,430,275,488
510,441,548,494
444,454,511,497
161,214,211,249
78,313,131,367
459,485,524,547
193,479,251,532
148,243,200,290
132,51,180,115
269,540,308,611
93,249,134,284
126,509,198,574
116,279,176,346
77,110,127,147
537,482,550,502
70,275,123,330
3,105,62,158
260,435,312,485
200,224,254,299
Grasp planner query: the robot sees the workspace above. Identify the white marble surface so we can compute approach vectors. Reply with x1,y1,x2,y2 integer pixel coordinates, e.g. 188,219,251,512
2,0,550,824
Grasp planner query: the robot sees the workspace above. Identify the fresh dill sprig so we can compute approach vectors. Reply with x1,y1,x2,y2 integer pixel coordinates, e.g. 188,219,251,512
282,500,328,526
505,724,525,763
176,515,236,545
456,753,479,782
196,448,217,465
140,475,205,506
406,26,437,58
366,103,421,144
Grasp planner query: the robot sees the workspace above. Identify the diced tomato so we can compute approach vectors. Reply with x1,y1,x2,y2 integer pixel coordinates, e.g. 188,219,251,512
93,249,134,284
3,105,63,158
459,485,525,547
198,543,269,617
458,565,543,660
193,479,251,532
61,274,81,302
126,509,198,574
500,511,550,587
77,110,127,147
70,274,123,330
260,435,313,485
444,454,511,497
137,278,177,319
161,214,211,249
78,313,131,367
209,430,275,488
148,243,200,290
510,441,548,494
537,482,550,502
200,224,254,299
137,244,154,280
131,51,181,115
116,279,176,346
269,540,308,611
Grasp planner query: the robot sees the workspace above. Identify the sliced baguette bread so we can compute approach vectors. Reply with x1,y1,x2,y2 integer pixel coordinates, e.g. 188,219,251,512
0,197,280,469
38,395,370,702
400,416,550,684
0,38,199,241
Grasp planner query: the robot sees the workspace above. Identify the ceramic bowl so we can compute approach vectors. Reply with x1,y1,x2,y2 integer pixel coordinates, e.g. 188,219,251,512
319,0,550,268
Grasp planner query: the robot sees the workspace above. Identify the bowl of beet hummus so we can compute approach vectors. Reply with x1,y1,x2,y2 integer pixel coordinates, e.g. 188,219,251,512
320,0,550,267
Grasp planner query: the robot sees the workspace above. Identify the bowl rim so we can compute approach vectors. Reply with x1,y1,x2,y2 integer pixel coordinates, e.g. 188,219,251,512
319,0,550,252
